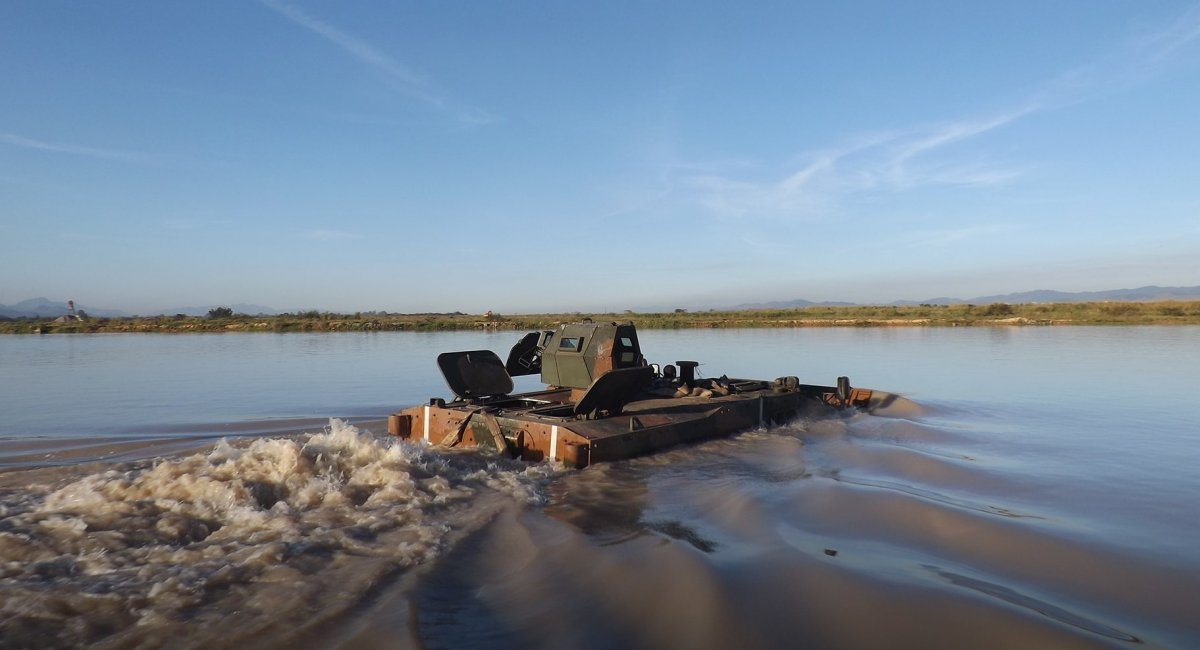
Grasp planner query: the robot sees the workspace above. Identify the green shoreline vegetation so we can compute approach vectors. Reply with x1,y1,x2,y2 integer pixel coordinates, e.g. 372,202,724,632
4,301,1200,334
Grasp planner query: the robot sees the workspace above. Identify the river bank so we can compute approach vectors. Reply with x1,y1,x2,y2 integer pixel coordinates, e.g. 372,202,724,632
3,300,1200,334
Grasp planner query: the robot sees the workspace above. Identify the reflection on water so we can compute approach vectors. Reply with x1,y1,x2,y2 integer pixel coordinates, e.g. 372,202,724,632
1,327,1198,648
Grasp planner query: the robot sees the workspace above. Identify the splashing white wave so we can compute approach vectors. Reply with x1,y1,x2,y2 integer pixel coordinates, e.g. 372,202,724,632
0,419,555,647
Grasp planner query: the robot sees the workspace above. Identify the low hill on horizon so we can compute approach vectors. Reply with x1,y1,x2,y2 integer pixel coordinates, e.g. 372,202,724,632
0,299,282,320
726,285,1200,311
0,297,128,319
5,285,1199,319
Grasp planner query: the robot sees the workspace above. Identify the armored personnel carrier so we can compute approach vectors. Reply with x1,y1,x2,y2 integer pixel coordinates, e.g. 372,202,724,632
387,321,898,468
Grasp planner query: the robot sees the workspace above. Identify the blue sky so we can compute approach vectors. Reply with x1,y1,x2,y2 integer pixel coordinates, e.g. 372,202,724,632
2,1,1198,314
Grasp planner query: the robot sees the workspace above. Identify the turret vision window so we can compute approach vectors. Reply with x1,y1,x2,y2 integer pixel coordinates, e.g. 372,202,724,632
617,334,638,366
559,337,582,351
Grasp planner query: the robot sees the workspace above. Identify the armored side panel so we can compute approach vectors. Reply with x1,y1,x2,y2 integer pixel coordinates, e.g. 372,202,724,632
540,322,604,389
540,322,644,389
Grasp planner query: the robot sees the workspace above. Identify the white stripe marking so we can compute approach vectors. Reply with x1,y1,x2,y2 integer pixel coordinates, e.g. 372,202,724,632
423,405,431,442
550,425,559,460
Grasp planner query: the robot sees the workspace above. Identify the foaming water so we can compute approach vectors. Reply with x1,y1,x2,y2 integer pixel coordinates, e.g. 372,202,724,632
0,420,555,648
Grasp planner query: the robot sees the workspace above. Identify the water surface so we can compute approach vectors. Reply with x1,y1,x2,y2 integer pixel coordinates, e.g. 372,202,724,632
0,327,1197,648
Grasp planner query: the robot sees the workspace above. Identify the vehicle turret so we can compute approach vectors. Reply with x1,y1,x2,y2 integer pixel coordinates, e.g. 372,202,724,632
538,321,644,390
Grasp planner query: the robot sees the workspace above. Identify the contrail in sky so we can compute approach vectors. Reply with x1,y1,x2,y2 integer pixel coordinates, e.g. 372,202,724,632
258,0,496,124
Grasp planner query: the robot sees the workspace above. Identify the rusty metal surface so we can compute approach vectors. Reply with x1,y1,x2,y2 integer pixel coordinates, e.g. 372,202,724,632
390,382,872,468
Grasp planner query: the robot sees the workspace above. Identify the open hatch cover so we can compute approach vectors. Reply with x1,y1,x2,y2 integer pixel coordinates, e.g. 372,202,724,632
505,331,543,377
437,350,514,400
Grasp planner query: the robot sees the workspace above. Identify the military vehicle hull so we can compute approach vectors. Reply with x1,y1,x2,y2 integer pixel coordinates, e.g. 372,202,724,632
386,321,897,468
388,380,883,468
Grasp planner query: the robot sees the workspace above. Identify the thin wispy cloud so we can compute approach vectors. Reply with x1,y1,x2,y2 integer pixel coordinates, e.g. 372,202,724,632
259,0,424,85
1037,5,1200,109
1135,4,1200,64
886,106,1036,170
666,5,1200,225
676,113,1026,223
258,0,497,125
863,109,1039,192
0,133,156,164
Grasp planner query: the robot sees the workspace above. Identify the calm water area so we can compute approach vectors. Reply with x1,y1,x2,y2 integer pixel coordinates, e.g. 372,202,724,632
0,326,1198,648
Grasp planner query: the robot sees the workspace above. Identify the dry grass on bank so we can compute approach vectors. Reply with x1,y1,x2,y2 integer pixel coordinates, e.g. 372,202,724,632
5,301,1200,335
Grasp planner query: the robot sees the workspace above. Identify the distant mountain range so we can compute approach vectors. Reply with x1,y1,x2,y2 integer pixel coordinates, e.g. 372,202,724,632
4,286,1198,319
0,298,282,319
0,297,128,319
729,285,1200,310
